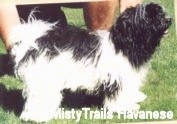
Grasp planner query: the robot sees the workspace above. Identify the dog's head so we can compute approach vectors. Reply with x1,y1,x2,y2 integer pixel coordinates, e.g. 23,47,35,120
137,3,171,35
111,3,172,67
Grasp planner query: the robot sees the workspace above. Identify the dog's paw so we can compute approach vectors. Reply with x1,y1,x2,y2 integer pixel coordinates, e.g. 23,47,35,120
105,102,140,113
132,91,147,103
104,91,145,112
137,91,147,103
20,110,53,123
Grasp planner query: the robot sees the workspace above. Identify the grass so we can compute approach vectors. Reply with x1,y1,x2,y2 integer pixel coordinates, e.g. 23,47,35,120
0,0,176,123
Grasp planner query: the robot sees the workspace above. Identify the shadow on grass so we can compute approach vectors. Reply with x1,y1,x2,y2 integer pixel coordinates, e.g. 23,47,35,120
0,84,24,116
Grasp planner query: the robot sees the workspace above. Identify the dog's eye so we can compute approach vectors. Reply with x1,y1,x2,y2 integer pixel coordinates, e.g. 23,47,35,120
158,13,165,18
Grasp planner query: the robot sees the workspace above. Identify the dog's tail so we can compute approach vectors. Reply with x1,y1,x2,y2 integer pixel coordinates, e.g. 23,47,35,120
9,13,57,65
9,16,56,48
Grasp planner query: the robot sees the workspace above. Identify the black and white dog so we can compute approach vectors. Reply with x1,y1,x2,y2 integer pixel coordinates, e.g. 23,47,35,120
9,3,171,122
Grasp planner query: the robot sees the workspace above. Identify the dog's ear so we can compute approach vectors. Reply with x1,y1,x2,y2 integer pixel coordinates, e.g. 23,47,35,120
110,7,139,54
111,7,135,38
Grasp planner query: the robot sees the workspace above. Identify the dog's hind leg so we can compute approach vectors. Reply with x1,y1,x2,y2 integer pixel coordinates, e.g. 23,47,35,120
20,83,63,122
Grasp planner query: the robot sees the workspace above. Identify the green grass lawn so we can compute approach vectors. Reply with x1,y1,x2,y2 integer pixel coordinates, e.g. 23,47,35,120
0,0,176,123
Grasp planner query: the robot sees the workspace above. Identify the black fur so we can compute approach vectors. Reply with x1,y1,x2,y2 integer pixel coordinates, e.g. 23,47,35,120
104,80,122,99
110,3,171,68
18,48,39,65
98,74,122,99
36,25,101,62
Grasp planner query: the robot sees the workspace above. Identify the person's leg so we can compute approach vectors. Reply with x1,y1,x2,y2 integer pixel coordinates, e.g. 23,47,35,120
0,4,20,50
120,0,142,13
83,0,118,31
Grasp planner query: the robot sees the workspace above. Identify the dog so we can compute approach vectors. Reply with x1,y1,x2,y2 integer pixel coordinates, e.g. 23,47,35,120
9,3,171,122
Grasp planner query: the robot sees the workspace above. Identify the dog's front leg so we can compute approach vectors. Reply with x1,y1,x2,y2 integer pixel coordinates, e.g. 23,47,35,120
20,84,62,123
102,76,146,112
104,90,146,112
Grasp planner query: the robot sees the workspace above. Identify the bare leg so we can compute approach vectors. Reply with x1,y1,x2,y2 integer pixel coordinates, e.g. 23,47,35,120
83,0,118,31
0,4,20,50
